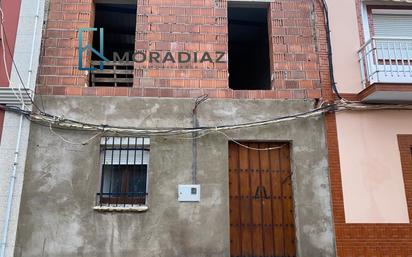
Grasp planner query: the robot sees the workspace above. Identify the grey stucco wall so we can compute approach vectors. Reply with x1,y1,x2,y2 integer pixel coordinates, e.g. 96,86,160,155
14,96,335,257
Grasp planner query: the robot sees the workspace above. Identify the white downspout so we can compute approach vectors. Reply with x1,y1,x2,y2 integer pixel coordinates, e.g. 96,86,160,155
0,0,41,256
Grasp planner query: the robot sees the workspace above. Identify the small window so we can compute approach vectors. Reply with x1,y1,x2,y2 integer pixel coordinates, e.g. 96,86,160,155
97,137,150,206
228,2,271,90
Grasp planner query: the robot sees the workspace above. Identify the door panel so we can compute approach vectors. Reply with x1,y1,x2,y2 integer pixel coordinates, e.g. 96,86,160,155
229,142,295,257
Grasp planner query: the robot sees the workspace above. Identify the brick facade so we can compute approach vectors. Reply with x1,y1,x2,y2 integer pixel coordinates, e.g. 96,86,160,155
36,0,330,99
398,135,412,224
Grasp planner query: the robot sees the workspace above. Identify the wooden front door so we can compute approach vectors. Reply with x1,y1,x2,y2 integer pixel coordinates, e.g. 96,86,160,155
229,142,296,257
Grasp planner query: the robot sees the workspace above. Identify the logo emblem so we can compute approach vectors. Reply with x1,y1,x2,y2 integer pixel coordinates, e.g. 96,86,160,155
78,28,109,71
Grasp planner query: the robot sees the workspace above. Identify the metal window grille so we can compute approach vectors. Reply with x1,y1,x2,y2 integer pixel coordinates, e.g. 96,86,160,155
97,137,150,207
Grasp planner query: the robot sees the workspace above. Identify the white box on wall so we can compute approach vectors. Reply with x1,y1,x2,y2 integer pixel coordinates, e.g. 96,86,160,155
178,185,200,202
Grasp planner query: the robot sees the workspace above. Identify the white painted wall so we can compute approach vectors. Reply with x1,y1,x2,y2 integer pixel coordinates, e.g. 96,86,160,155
0,0,45,256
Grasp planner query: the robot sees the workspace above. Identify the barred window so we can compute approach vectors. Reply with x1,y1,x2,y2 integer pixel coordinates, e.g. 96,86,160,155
97,137,150,206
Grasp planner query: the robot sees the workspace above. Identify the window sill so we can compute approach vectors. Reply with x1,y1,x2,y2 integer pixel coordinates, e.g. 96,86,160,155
93,205,149,212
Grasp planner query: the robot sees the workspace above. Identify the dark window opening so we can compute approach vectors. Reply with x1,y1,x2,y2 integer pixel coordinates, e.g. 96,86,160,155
91,3,136,87
101,165,147,205
97,137,150,206
228,2,271,90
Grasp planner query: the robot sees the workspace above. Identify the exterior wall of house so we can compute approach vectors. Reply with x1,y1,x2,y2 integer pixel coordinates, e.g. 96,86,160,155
326,0,412,256
327,111,412,256
35,0,329,100
14,96,336,257
12,0,340,256
0,0,21,87
0,0,22,142
0,0,46,257
336,110,412,223
326,0,363,94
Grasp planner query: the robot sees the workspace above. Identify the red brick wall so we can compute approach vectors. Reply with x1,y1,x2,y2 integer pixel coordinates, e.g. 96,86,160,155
36,0,329,99
398,135,412,223
326,112,412,256
37,1,94,92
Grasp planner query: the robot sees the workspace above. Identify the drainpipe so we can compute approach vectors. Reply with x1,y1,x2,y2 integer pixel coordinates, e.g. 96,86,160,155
0,0,41,256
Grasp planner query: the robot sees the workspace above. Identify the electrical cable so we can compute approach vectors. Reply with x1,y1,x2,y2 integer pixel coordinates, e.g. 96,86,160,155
2,102,412,148
217,131,287,151
0,102,334,137
316,0,343,100
49,123,102,145
191,95,208,184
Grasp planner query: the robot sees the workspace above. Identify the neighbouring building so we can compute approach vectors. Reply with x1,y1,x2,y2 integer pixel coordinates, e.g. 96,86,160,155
0,0,46,257
12,0,338,256
7,0,412,257
326,0,412,256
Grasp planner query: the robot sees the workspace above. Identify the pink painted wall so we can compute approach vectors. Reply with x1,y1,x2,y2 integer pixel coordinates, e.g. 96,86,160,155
336,111,412,223
327,0,363,94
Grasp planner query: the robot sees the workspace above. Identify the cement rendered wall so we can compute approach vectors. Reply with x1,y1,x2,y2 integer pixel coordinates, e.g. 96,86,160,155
14,96,335,257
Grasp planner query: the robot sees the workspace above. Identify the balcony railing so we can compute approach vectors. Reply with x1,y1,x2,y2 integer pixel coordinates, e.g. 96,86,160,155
90,61,134,87
358,37,412,87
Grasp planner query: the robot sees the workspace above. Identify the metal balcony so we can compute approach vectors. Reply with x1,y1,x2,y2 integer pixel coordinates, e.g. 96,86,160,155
358,37,412,103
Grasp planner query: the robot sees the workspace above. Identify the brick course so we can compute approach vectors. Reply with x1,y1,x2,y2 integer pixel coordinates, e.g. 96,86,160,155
37,0,329,99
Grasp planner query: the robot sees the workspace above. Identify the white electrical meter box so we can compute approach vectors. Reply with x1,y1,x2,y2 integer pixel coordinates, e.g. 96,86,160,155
178,185,201,202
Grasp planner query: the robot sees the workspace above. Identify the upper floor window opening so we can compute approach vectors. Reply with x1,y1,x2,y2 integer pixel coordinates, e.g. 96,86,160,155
228,1,272,90
90,1,137,87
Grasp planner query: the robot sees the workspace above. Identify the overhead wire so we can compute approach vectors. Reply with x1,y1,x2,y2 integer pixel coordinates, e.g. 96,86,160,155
217,131,287,151
28,103,335,136
2,100,412,149
48,123,103,146
316,0,344,100
0,102,334,136
6,100,412,138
